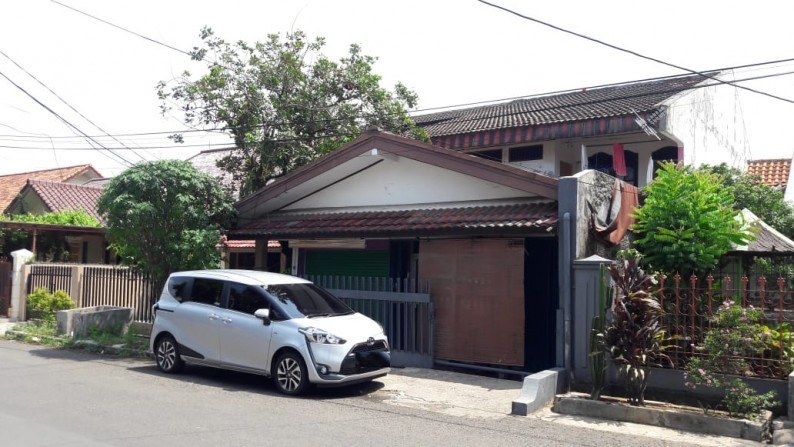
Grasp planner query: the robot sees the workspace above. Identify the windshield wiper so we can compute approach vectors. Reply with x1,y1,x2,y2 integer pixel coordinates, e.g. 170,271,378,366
307,312,330,318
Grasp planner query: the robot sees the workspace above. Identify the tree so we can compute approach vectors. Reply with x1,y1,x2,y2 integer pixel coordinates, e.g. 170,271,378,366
699,163,794,239
96,160,236,291
632,162,752,275
158,27,427,196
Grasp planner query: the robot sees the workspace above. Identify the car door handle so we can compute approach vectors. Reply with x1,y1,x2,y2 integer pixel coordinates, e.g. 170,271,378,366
221,316,232,324
208,313,220,320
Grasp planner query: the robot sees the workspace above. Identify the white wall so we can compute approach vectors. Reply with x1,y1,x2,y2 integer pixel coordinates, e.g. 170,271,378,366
284,156,535,211
663,74,749,169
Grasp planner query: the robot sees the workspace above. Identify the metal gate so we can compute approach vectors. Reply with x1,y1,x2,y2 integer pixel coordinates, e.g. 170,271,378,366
307,276,433,368
0,261,11,317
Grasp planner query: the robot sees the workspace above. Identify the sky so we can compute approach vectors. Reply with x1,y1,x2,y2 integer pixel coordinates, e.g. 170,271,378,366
1,0,793,177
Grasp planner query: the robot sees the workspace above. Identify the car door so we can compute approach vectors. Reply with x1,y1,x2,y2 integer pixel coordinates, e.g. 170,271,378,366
218,282,275,372
173,277,225,364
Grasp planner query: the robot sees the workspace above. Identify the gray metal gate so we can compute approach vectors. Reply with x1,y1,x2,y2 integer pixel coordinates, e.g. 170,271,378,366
308,276,433,368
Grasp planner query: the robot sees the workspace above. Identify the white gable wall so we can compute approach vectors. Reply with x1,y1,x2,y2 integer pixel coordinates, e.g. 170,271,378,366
284,155,535,211
663,75,749,169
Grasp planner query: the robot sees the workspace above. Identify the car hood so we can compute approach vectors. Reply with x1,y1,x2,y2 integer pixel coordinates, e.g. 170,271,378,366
300,313,384,340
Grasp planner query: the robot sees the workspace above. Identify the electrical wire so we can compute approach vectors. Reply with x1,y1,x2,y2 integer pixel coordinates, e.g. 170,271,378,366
478,0,794,104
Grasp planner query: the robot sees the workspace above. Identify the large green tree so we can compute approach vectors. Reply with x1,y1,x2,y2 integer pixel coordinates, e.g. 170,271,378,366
632,162,752,275
158,27,426,196
699,163,794,239
97,160,236,291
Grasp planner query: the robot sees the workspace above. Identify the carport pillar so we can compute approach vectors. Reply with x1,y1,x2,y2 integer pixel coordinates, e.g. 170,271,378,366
571,255,612,387
9,249,34,322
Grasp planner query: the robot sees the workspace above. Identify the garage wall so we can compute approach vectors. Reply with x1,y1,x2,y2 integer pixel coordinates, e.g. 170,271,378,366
419,238,524,366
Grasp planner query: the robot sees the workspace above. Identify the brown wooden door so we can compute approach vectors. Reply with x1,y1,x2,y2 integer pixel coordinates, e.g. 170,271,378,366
419,238,524,366
0,261,12,317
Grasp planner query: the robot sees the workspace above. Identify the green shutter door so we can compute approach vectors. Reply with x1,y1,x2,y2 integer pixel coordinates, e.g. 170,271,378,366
305,250,389,277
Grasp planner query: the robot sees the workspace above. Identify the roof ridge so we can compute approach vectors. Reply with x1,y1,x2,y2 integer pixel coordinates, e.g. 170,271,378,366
0,164,93,179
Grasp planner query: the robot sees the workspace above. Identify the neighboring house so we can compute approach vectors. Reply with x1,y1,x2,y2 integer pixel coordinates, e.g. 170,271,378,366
0,165,108,263
0,164,103,211
231,129,560,372
746,158,794,202
414,71,748,187
187,147,239,198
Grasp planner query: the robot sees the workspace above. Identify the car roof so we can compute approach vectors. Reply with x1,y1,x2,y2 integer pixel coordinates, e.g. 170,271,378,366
169,269,312,286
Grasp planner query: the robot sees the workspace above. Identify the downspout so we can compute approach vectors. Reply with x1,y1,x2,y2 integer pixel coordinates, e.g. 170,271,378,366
562,212,572,391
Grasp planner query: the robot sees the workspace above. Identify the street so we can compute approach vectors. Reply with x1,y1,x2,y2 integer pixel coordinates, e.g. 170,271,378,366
0,340,756,447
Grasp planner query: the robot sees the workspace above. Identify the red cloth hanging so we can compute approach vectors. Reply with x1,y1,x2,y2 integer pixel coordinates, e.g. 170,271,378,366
612,143,627,177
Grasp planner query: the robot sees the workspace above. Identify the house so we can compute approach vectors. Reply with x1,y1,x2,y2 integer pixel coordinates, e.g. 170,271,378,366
746,158,794,204
231,129,559,372
0,166,108,263
414,71,748,188
0,164,103,211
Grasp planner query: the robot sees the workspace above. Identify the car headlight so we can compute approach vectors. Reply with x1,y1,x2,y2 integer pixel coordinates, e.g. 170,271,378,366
299,327,347,345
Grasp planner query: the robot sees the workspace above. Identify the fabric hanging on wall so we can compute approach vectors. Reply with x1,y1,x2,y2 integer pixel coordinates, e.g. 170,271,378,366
589,179,640,245
612,143,627,177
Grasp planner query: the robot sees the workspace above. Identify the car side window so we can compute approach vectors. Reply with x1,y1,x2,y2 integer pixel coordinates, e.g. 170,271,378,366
186,278,224,306
167,277,191,301
227,283,269,315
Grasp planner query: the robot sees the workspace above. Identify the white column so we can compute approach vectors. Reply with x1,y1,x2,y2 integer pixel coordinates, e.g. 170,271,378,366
9,249,34,322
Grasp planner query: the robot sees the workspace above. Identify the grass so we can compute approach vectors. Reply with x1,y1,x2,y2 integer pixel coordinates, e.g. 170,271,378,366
4,319,150,358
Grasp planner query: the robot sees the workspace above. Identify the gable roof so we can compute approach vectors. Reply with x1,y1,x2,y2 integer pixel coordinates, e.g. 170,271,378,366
6,180,105,221
233,202,558,239
0,164,102,211
732,209,794,254
236,129,559,218
414,72,716,141
747,158,791,189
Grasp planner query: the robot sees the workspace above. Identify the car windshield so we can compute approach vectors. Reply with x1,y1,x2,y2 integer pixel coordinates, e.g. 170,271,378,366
265,283,354,318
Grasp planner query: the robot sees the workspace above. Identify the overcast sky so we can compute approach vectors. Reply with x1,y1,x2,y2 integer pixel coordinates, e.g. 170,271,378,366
1,0,793,177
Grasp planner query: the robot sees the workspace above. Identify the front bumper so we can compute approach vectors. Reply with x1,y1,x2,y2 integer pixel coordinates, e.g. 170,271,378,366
305,338,391,386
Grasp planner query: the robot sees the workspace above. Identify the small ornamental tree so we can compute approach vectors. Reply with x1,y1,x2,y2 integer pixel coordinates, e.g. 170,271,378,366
97,160,236,292
632,162,752,275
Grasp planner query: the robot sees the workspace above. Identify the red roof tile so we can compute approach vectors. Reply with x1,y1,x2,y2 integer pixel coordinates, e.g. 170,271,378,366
17,180,105,221
747,158,791,188
232,203,558,238
0,165,102,210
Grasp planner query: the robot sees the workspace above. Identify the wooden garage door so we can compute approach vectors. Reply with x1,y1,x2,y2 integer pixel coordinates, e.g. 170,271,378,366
419,238,524,366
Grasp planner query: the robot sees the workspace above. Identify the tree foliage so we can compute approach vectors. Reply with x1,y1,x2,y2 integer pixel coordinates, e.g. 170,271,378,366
158,27,427,196
1,209,101,227
699,163,794,239
96,160,236,291
632,162,752,275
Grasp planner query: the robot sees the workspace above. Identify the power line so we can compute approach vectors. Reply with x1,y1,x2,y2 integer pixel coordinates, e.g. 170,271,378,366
0,69,134,166
0,48,148,163
478,0,794,105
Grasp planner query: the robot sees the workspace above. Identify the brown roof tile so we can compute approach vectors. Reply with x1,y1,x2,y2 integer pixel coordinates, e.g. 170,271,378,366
747,158,791,188
413,72,716,138
232,202,558,239
0,165,102,210
16,180,105,221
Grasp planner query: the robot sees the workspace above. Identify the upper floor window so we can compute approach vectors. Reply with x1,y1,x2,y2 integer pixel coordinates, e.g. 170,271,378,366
470,149,503,162
508,145,543,162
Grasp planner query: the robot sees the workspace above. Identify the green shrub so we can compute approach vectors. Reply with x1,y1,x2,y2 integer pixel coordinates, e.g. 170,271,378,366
26,288,75,321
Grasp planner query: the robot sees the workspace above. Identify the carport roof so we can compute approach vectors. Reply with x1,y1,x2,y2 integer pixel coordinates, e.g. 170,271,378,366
230,202,558,239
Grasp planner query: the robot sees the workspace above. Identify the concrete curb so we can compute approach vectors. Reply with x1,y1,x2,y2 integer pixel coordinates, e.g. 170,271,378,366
553,394,772,442
511,367,565,416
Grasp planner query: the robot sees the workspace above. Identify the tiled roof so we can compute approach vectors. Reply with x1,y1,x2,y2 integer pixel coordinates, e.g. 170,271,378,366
747,158,791,188
232,202,558,238
413,73,715,138
23,180,105,221
187,148,239,198
0,164,101,211
733,209,794,254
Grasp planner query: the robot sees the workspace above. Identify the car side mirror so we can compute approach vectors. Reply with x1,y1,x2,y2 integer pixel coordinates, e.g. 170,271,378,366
254,308,271,326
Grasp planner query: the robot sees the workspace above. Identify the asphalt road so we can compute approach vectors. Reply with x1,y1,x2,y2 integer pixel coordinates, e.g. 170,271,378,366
0,340,757,447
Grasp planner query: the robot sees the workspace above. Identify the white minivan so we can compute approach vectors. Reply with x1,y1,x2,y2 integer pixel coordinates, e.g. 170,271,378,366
149,269,390,395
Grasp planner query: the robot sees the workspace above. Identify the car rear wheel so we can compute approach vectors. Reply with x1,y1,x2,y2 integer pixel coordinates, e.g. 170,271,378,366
274,351,309,395
155,335,184,373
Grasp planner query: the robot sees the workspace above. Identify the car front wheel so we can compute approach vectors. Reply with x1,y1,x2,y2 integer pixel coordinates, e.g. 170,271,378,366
274,351,309,395
155,335,184,373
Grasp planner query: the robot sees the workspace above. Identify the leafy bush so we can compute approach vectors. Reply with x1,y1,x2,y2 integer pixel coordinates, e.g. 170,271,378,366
26,288,75,321
684,301,780,418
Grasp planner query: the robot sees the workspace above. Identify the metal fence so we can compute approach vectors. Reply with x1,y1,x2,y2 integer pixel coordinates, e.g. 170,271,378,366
659,273,794,380
307,275,433,368
26,264,157,322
